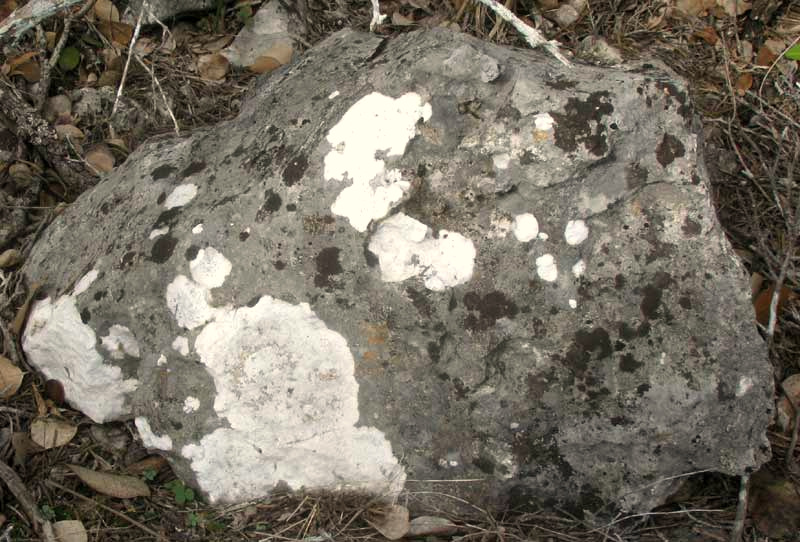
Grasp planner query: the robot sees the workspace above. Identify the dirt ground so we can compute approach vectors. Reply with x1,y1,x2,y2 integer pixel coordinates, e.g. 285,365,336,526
0,0,799,540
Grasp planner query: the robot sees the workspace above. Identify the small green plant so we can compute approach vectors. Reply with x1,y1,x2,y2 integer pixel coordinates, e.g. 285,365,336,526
785,42,800,61
237,5,253,26
164,480,195,505
187,512,200,528
40,505,55,522
142,468,157,481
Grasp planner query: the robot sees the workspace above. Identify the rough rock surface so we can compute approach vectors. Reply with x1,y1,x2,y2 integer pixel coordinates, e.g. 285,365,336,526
21,28,772,514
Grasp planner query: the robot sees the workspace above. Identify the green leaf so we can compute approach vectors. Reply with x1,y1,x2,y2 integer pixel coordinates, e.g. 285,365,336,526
142,468,157,481
785,43,800,61
58,46,80,72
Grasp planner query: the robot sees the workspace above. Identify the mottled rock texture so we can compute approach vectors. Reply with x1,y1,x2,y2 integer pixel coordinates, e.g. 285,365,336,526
22,28,772,514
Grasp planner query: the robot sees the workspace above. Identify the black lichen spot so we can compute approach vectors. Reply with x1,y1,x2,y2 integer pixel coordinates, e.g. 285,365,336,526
717,381,735,401
120,251,138,269
463,291,518,331
151,234,178,264
151,164,176,180
152,208,182,229
563,328,612,375
314,247,342,288
640,285,662,319
181,161,206,177
655,133,685,167
232,144,245,157
156,192,166,205
519,149,535,165
282,153,308,186
93,290,106,301
550,91,614,156
619,322,637,340
473,455,496,474
255,189,283,222
679,295,692,309
274,260,286,270
239,230,250,241
610,416,633,426
364,247,378,268
545,78,578,90
614,274,626,290
286,203,297,211
625,162,648,189
246,296,260,307
619,353,643,373
80,308,91,323
185,245,200,261
636,383,650,396
682,216,701,236
406,287,432,317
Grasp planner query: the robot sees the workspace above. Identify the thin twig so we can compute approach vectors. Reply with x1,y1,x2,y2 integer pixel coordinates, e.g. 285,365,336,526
134,56,180,136
112,0,146,116
0,462,57,541
729,472,749,542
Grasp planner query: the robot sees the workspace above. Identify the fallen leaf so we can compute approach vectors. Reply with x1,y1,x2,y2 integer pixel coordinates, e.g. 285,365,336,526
67,464,151,498
11,282,39,337
96,20,133,48
0,355,23,399
55,124,85,141
30,418,77,449
8,163,33,183
753,284,797,326
133,37,157,57
11,432,38,467
735,72,753,95
195,35,233,53
248,55,281,74
756,39,784,66
85,144,115,173
197,53,229,81
258,41,293,65
44,379,65,405
407,516,458,537
30,382,46,417
0,248,22,268
53,520,88,542
675,0,715,16
693,26,718,45
58,46,81,72
716,0,751,16
367,504,409,540
776,373,800,432
125,454,167,475
97,69,121,88
0,0,18,21
749,467,800,538
93,0,120,22
9,54,40,82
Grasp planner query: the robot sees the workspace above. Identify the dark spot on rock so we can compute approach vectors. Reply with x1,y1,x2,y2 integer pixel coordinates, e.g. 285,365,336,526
614,340,626,351
232,144,245,157
682,216,701,236
156,192,166,204
636,383,650,396
282,153,308,186
610,416,633,426
551,91,614,156
151,234,178,264
638,321,651,336
679,295,692,309
181,161,206,177
274,260,286,270
406,287,432,317
246,296,260,307
625,162,648,189
609,123,618,130
116,289,125,302
256,189,283,222
545,78,578,90
614,274,626,289
151,164,176,180
315,247,342,288
655,133,685,167
564,328,612,375
364,247,378,267
463,291,518,331
527,373,548,398
691,171,701,185
519,149,535,165
646,96,653,107
94,290,106,301
185,245,199,261
717,381,735,401
80,308,91,323
153,208,181,229
120,251,138,268
640,285,662,319
473,455,496,474
239,230,250,241
619,353,643,372
427,341,441,362
286,203,297,211
100,201,111,215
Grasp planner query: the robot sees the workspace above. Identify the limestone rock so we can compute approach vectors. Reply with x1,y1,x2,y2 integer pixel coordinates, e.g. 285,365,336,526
21,28,772,515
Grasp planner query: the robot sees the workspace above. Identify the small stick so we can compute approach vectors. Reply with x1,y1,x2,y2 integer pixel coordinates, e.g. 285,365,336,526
369,0,386,31
0,462,57,541
134,55,180,136
0,0,84,43
729,472,749,542
112,0,147,116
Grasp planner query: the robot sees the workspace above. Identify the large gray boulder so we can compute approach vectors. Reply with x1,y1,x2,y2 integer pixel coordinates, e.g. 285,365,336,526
21,28,772,515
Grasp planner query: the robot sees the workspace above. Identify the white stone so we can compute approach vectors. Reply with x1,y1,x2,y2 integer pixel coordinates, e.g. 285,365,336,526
192,223,204,234
72,269,98,296
22,296,138,423
513,213,539,242
183,396,200,413
536,254,558,282
184,295,404,503
101,325,141,360
166,275,217,330
572,259,586,277
534,112,555,131
369,213,475,291
189,247,232,289
324,92,432,232
164,184,198,209
172,336,190,356
565,219,589,245
135,417,173,450
149,227,169,240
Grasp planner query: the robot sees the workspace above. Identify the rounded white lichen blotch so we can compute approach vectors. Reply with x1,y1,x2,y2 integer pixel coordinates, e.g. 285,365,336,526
536,254,558,282
192,223,204,234
135,417,173,450
101,325,141,360
166,275,217,330
185,295,404,503
369,213,475,291
564,220,589,245
572,259,586,278
736,376,754,397
164,184,198,209
183,396,200,413
569,299,578,309
172,336,190,356
493,153,511,170
324,92,432,232
534,112,555,131
72,269,99,296
189,247,232,289
513,213,539,242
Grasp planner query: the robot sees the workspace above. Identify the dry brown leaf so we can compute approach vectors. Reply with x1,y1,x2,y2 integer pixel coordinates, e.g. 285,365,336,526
675,0,715,16
97,69,121,88
367,505,409,540
749,272,764,300
693,26,718,45
197,53,229,81
0,248,22,268
0,0,18,21
45,30,57,50
753,284,797,326
261,42,293,65
0,355,23,399
755,40,782,66
776,373,800,432
85,144,115,173
197,35,233,53
8,162,32,183
106,138,129,153
735,72,753,95
716,0,751,16
93,0,120,22
407,516,458,537
30,418,77,449
96,20,133,48
53,520,88,542
125,454,167,475
248,55,281,74
68,464,151,498
749,467,800,538
133,37,157,57
11,432,38,467
12,282,39,337
7,52,40,82
55,124,85,141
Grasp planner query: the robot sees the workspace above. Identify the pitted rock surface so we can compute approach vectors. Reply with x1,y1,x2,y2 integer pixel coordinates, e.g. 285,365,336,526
22,28,772,514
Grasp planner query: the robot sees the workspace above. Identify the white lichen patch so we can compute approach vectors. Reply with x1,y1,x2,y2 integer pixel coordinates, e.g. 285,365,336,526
569,299,577,309
536,254,558,282
189,248,232,289
192,223,204,234
534,112,555,131
493,153,511,170
100,325,141,360
368,213,475,291
166,275,217,330
172,336,190,356
135,417,173,450
183,396,200,413
572,259,586,277
324,92,432,232
565,220,589,245
184,295,404,503
73,269,99,296
156,354,167,366
538,232,549,240
22,296,138,423
737,376,753,397
149,227,169,240
328,90,340,99
164,184,198,209
513,213,539,242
